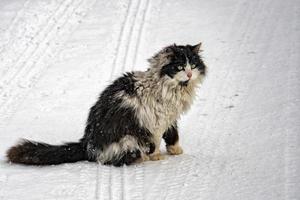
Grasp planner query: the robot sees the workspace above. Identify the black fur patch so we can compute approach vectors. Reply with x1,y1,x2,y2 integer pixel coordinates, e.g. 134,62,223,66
114,72,137,95
7,140,87,165
83,72,154,161
163,123,179,146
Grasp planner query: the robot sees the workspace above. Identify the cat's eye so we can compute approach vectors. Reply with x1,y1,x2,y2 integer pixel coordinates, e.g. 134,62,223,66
191,65,197,69
177,66,183,70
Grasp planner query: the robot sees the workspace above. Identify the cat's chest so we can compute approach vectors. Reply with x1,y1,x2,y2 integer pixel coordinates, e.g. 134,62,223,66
137,96,183,134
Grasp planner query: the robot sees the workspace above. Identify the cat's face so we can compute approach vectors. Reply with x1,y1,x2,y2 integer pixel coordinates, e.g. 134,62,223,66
159,43,206,86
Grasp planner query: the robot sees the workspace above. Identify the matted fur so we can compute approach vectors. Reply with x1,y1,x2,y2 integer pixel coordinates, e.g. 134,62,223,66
6,43,206,167
119,69,202,144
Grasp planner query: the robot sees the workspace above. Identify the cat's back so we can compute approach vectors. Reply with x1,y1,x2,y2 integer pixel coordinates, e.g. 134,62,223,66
86,72,138,123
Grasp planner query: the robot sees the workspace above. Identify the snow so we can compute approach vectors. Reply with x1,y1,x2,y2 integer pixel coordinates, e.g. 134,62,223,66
0,0,299,199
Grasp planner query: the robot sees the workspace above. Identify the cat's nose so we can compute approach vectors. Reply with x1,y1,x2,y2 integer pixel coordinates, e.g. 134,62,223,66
187,71,192,78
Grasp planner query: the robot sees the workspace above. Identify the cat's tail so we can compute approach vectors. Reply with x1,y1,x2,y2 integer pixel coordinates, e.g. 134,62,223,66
6,139,89,165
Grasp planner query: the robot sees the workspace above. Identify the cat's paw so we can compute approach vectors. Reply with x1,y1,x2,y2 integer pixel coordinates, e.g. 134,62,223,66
135,153,150,163
149,153,165,161
142,154,150,161
167,144,183,155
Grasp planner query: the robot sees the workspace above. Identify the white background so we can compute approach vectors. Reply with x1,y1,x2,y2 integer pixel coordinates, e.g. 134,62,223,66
0,0,299,199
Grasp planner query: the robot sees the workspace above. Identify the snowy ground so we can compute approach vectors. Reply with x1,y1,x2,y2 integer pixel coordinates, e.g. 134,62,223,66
0,0,299,199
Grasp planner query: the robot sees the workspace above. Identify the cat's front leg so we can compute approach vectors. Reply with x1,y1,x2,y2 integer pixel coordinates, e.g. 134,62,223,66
163,123,183,155
149,150,165,161
148,134,165,161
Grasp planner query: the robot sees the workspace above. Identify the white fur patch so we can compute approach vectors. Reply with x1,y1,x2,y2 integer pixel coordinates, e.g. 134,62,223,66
96,135,145,164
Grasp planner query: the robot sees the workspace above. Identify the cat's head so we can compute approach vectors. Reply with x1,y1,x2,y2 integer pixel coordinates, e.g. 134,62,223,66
149,43,206,86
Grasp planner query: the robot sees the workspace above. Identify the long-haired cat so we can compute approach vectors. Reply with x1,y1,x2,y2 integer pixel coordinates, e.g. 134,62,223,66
7,43,206,166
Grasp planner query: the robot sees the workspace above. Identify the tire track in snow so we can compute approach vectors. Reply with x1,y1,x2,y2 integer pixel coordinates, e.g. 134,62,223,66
0,0,72,119
0,0,93,123
164,157,194,200
109,0,141,79
131,0,150,70
120,0,141,73
95,163,100,200
0,0,97,195
109,0,134,80
0,0,69,123
111,2,141,197
126,1,151,199
133,164,145,200
124,0,152,199
112,0,147,198
0,0,30,60
145,160,174,200
98,165,112,200
96,1,136,199
143,157,194,200
120,166,126,200
96,0,151,199
0,0,66,87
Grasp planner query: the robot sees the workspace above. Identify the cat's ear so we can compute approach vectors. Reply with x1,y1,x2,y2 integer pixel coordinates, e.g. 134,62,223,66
164,44,176,53
192,42,202,54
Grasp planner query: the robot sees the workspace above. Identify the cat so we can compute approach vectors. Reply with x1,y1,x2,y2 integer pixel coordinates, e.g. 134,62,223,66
6,43,206,167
